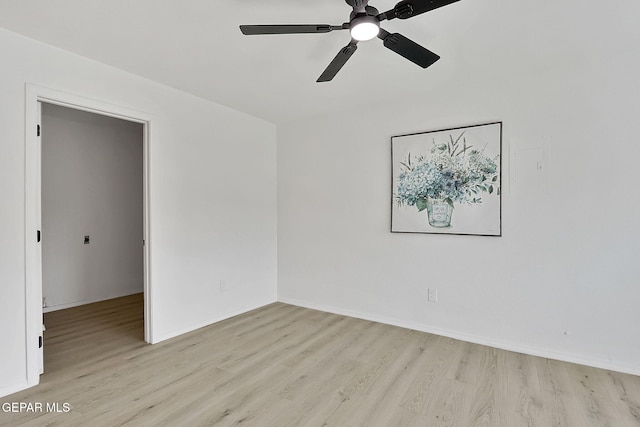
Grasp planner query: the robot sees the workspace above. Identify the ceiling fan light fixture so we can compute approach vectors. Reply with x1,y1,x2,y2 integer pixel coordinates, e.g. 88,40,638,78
350,16,380,41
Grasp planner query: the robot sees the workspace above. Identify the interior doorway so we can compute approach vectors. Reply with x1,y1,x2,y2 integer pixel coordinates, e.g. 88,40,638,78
41,103,144,314
25,85,153,387
40,103,145,373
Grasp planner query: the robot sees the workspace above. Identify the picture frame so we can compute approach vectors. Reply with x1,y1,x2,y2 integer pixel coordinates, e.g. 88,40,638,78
391,122,502,236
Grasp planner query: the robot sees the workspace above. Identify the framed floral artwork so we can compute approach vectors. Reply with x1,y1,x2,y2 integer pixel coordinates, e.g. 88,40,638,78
391,122,502,236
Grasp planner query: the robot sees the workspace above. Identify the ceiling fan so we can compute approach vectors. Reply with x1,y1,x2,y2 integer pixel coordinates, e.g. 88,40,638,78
239,0,460,82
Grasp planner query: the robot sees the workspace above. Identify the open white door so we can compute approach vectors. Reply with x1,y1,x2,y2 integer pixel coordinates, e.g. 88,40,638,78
36,101,44,375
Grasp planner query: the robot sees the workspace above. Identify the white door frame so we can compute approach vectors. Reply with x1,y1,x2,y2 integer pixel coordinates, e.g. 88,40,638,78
24,84,154,386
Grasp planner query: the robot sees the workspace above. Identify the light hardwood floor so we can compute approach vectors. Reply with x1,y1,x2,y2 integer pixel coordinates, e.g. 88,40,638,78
1,294,639,426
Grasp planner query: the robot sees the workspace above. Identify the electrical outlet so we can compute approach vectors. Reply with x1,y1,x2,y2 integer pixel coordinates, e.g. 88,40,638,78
428,288,438,302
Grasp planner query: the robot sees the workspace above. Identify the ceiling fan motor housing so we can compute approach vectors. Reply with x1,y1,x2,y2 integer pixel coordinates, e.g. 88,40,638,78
349,5,380,21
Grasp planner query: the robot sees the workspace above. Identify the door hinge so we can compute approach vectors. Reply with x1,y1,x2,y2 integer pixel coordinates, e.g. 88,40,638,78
37,230,41,242
37,125,41,137
39,336,43,348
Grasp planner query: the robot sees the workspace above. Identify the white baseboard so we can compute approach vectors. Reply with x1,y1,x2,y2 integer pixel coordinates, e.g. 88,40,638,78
277,296,640,377
43,288,143,313
152,297,277,344
0,378,38,399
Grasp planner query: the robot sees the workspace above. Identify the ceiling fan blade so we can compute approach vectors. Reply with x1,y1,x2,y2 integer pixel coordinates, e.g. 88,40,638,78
317,41,359,82
379,0,459,21
239,24,344,35
379,30,440,68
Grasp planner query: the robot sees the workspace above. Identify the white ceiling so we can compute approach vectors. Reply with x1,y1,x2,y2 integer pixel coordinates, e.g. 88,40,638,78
0,0,638,124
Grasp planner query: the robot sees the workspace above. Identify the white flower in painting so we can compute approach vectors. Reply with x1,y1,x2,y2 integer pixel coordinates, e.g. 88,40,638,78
396,131,499,211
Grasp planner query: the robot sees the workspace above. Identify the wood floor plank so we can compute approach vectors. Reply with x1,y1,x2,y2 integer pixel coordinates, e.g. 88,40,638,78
607,370,640,424
494,351,546,426
398,334,460,414
325,332,436,426
2,294,640,426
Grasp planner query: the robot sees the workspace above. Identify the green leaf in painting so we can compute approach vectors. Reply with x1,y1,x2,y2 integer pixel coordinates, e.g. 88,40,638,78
416,198,429,212
445,198,454,209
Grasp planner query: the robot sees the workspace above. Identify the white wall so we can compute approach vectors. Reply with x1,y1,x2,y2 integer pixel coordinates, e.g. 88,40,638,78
277,42,640,373
0,28,277,397
42,104,143,311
